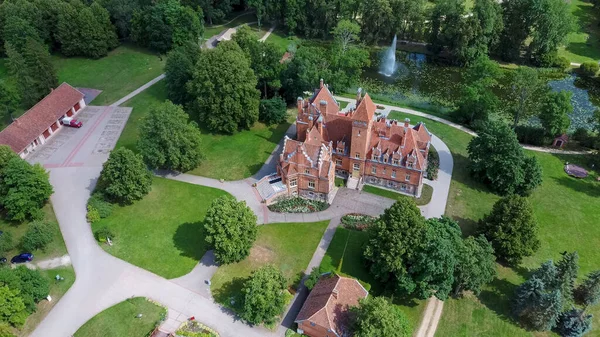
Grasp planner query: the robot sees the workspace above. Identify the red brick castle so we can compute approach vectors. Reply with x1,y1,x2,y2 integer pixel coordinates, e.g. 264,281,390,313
271,80,432,203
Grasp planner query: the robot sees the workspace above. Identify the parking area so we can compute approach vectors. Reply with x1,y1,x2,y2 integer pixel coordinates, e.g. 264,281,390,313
27,105,132,168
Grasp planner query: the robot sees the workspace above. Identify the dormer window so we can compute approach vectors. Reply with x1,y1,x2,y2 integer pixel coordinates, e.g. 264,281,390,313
383,155,388,164
355,153,360,159
372,154,377,161
392,159,399,165
305,169,310,174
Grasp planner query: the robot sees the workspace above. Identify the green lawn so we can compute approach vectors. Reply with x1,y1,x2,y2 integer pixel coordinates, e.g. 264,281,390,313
0,203,68,261
388,110,600,336
362,183,433,206
264,29,299,54
117,81,293,180
559,0,600,63
74,297,165,337
92,177,230,279
203,12,258,39
319,227,426,333
211,221,329,310
19,266,76,337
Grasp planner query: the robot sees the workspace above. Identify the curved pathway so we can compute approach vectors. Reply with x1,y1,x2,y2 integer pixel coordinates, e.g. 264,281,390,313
335,96,592,155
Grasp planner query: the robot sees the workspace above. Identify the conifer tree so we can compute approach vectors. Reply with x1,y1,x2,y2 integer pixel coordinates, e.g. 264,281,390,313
556,251,579,308
575,270,600,308
557,308,592,337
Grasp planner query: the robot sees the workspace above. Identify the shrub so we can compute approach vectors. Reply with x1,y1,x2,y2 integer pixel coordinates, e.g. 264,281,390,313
426,147,440,180
515,125,551,146
0,232,14,255
86,205,101,223
268,197,328,213
304,267,322,290
20,221,54,252
572,128,590,142
580,62,599,77
0,266,50,313
341,214,377,231
87,193,113,218
554,56,571,72
259,97,287,125
94,227,115,243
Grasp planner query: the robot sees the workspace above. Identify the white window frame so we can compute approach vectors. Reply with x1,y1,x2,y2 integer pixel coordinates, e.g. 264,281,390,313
391,170,396,178
336,159,342,166
371,166,377,174
405,174,411,181
290,179,297,187
308,180,315,189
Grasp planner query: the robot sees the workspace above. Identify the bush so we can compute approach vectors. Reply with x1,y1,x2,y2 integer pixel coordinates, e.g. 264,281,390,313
580,62,599,77
0,232,14,255
268,197,329,213
87,193,113,218
304,267,322,290
94,227,115,243
86,205,100,223
341,214,377,231
20,221,54,252
0,266,50,313
515,125,551,146
554,56,571,72
426,147,439,180
96,148,152,204
259,97,287,125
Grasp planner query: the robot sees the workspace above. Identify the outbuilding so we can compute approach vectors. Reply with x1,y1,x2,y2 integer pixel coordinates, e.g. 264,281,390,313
0,83,85,158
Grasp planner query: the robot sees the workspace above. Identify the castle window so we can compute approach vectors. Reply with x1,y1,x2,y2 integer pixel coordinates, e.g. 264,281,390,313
391,170,396,178
383,156,388,163
355,153,360,159
401,184,407,190
290,179,297,187
358,130,361,136
405,174,411,181
371,166,377,174
393,159,399,165
336,159,342,166
308,180,315,189
305,169,310,174
372,154,377,161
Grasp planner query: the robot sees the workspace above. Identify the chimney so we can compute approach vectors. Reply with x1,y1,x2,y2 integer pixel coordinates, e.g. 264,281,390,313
320,78,324,89
308,115,314,129
386,121,392,139
332,289,338,300
356,87,362,105
297,97,303,114
319,99,327,115
404,118,410,128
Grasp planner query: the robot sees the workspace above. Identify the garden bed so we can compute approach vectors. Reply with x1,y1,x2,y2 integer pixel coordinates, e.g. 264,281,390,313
268,197,329,213
341,213,377,231
176,320,219,337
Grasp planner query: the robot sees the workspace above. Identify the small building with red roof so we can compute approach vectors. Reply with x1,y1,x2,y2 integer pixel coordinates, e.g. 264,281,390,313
0,83,85,158
295,274,368,337
268,80,431,202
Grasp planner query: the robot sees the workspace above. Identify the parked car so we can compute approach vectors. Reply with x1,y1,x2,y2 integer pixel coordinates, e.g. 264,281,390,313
11,253,33,264
61,117,83,128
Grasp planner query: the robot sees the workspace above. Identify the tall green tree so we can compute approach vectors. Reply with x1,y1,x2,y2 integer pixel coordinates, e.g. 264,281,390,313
259,97,287,125
165,42,201,105
204,196,257,264
332,19,360,53
281,46,332,101
0,286,26,327
575,270,600,308
363,199,427,294
392,0,428,41
556,251,579,309
240,265,287,325
0,266,50,313
478,195,540,265
350,297,411,337
137,101,203,172
96,148,152,204
453,235,496,297
0,80,19,121
0,146,18,174
540,91,572,137
98,0,142,38
358,0,394,44
557,308,593,337
193,0,233,25
188,41,260,133
429,0,466,61
247,0,266,28
0,158,53,222
453,56,501,125
507,67,548,128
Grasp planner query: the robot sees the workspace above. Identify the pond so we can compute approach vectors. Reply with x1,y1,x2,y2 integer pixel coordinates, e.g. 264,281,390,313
355,51,600,131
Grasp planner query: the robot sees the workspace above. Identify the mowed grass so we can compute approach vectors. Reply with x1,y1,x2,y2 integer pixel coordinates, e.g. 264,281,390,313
362,183,433,206
118,81,293,180
53,44,165,105
0,203,68,261
319,227,426,333
265,29,298,54
92,177,230,279
19,266,76,337
211,221,329,309
559,0,600,63
389,111,600,336
203,12,257,39
74,297,165,337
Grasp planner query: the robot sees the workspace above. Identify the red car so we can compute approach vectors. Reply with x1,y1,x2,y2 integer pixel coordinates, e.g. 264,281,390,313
61,117,83,128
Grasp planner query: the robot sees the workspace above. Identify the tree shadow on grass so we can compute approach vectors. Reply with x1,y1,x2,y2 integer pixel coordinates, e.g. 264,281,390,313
478,277,520,322
212,276,249,313
173,221,207,260
452,216,480,238
552,176,600,198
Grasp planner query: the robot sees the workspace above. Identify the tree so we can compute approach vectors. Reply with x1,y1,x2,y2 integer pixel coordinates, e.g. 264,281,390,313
332,19,360,53
363,199,427,294
165,42,201,105
358,0,394,44
188,41,260,133
429,0,466,61
391,0,428,41
0,322,15,337
0,80,19,121
0,146,18,173
2,15,43,53
556,251,579,308
453,56,501,125
96,148,152,204
580,62,599,77
137,101,203,172
557,308,593,337
99,0,142,39
20,221,54,252
204,196,257,264
410,217,461,300
240,265,287,325
259,97,287,125
540,91,572,137
478,195,540,265
329,43,370,92
0,158,53,221
194,0,233,25
453,235,496,297
304,267,322,290
507,67,548,129
247,0,266,28
350,297,411,337
0,232,13,256
281,46,333,101
468,120,543,195
575,270,600,308
0,266,49,313
5,38,58,108
0,286,26,327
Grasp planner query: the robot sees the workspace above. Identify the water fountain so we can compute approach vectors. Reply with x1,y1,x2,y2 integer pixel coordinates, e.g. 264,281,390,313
379,35,398,77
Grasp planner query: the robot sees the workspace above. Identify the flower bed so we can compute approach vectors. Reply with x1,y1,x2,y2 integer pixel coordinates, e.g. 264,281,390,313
268,197,328,213
341,213,377,231
175,320,219,337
